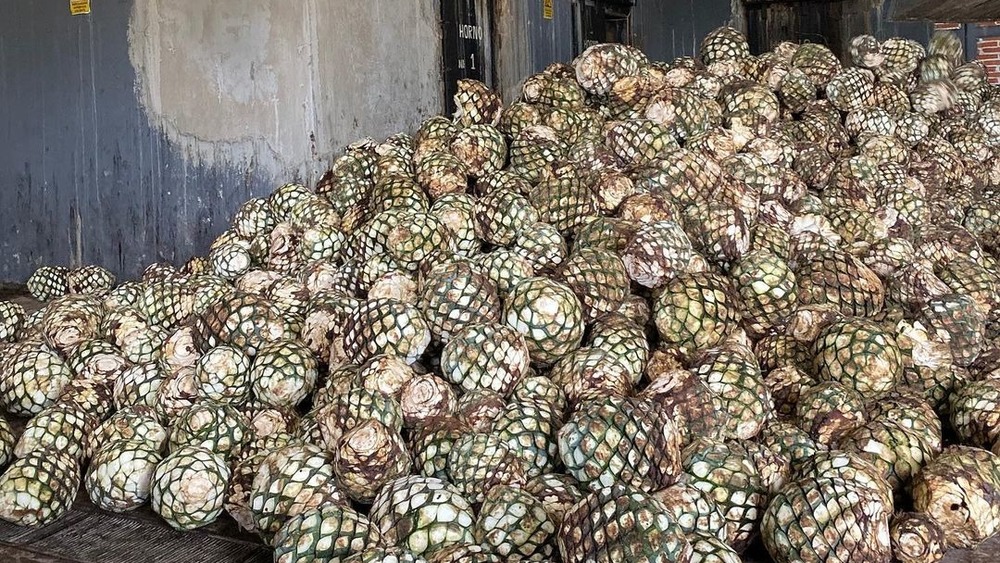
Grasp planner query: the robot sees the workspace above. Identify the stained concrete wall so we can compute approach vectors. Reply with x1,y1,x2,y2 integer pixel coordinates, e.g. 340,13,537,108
0,0,442,281
129,0,442,182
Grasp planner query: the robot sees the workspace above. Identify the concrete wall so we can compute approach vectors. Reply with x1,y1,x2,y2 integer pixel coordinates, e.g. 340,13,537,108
0,0,442,281
129,0,442,182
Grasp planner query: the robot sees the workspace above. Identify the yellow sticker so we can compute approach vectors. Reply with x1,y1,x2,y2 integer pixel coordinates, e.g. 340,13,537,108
543,0,554,19
70,0,91,15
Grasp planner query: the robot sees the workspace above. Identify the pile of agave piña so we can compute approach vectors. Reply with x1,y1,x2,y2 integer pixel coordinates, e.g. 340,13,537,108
2,25,1000,563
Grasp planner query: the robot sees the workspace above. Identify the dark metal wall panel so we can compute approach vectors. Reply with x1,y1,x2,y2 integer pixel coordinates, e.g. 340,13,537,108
870,0,934,42
0,0,277,282
745,0,932,60
526,0,578,73
745,0,848,54
442,0,496,113
632,0,737,61
494,0,576,101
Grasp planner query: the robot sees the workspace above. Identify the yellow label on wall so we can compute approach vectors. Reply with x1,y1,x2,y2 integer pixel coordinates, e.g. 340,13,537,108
70,0,91,15
543,0,553,19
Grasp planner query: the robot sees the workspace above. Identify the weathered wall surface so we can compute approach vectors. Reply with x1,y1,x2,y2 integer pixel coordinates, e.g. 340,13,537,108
0,0,442,282
0,0,934,283
494,0,577,102
632,0,737,61
494,0,739,100
744,0,932,60
494,0,931,98
129,0,442,181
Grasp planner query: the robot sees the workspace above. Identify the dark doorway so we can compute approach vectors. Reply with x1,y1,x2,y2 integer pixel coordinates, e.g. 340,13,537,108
744,0,844,58
441,0,495,115
573,0,635,56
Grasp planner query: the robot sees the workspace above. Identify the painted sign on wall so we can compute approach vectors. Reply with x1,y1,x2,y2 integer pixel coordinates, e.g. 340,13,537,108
441,0,494,114
70,0,91,15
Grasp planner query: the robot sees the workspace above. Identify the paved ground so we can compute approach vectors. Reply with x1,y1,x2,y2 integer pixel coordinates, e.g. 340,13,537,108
0,286,37,314
0,496,269,563
0,505,996,563
2,290,1000,562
